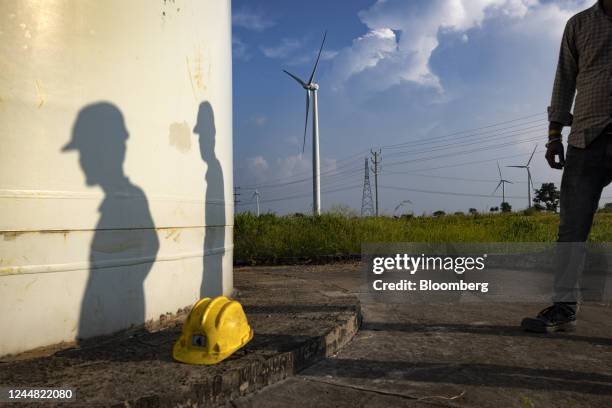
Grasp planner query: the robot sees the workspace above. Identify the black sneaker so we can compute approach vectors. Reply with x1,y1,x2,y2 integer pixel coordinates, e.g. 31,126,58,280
521,303,576,333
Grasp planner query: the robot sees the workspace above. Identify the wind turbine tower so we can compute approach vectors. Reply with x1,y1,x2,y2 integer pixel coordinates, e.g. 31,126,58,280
283,31,327,216
252,189,260,216
507,145,537,208
493,162,513,204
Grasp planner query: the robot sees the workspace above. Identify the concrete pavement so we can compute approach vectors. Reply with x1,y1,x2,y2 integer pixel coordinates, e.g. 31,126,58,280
2,263,611,407
232,263,612,408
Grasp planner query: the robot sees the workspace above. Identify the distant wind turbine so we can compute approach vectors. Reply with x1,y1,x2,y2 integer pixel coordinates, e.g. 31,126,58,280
252,189,260,216
394,200,412,216
283,31,327,216
507,145,537,208
493,162,513,204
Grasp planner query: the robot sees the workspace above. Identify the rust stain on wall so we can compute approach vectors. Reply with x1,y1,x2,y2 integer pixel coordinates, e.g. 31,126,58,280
168,121,192,153
164,228,181,242
192,53,205,90
1,230,75,244
186,48,210,101
2,231,26,241
35,80,45,108
186,56,197,101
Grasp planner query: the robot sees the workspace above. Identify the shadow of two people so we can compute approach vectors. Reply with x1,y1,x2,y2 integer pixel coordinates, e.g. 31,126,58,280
64,101,224,341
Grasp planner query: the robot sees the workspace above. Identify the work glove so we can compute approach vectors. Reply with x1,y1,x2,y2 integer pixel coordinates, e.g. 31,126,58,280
545,139,565,169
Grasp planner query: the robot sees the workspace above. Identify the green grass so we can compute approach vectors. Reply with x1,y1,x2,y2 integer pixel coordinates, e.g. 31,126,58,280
234,212,612,264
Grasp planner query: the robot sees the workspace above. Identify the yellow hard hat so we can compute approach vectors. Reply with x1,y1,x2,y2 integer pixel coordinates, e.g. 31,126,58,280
173,296,253,365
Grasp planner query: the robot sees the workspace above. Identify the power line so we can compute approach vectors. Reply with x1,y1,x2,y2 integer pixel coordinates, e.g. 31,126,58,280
237,112,547,190
382,172,540,184
385,149,547,173
241,129,544,191
377,112,546,149
233,187,241,205
238,149,369,189
381,123,546,158
380,185,528,200
379,117,546,150
231,109,612,209
240,125,543,191
238,158,364,190
235,183,362,205
382,135,542,170
250,135,545,202
381,185,612,202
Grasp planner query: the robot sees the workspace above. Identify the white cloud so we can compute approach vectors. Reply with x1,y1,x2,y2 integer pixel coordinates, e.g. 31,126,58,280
233,36,251,61
322,158,338,175
321,50,339,61
326,28,399,90
285,136,300,147
239,154,338,191
327,0,589,92
276,154,311,178
507,1,586,40
251,115,267,126
260,38,303,59
246,156,269,183
286,48,339,67
248,155,268,169
232,7,275,31
285,54,312,67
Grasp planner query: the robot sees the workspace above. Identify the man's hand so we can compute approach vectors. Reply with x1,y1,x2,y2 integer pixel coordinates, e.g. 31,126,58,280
545,139,565,169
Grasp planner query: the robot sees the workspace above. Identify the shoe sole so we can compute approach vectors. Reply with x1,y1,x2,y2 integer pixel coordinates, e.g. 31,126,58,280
520,318,576,333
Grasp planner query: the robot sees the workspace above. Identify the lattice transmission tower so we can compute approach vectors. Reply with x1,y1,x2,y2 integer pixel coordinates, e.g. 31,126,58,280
361,157,375,216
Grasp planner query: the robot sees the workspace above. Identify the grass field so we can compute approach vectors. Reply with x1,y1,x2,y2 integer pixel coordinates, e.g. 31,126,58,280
234,211,612,264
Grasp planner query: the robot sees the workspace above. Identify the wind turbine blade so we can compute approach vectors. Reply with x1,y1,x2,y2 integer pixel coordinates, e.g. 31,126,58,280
525,145,538,167
527,144,538,166
506,180,514,184
527,168,533,189
497,162,502,179
283,70,307,87
506,165,524,168
492,181,502,195
308,31,327,84
302,91,310,153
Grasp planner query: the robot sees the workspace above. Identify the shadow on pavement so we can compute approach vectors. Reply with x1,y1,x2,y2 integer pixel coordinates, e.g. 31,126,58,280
244,304,359,314
305,358,612,395
363,322,612,346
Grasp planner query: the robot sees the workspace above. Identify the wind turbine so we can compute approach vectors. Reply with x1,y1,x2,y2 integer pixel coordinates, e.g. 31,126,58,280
283,31,327,216
493,162,513,204
252,189,260,216
507,145,537,208
394,200,412,216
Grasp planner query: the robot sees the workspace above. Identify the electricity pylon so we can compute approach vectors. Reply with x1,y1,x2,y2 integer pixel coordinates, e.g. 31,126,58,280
361,157,375,217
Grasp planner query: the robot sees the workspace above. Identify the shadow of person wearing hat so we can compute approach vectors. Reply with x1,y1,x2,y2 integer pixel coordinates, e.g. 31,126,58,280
64,102,159,341
194,101,225,298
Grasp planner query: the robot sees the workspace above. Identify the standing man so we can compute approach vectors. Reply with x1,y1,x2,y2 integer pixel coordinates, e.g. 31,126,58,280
522,0,612,333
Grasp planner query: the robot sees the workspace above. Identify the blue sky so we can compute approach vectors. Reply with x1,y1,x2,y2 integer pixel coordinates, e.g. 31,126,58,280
231,0,610,215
